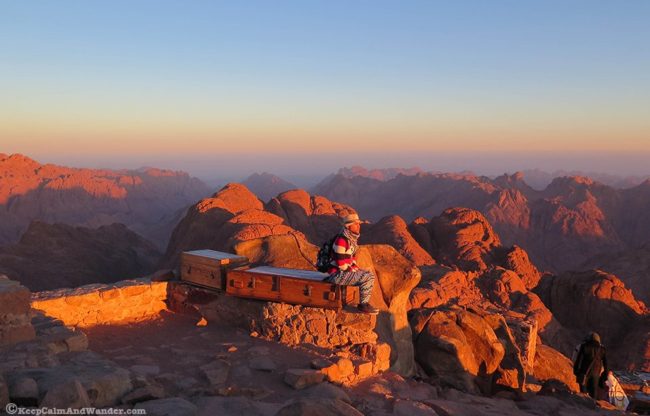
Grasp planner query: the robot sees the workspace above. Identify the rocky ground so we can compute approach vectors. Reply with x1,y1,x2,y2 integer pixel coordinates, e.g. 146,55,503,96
0,297,634,415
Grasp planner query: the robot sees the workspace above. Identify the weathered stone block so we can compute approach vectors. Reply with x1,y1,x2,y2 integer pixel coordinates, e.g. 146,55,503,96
321,358,354,384
0,277,31,316
41,378,91,409
0,323,36,346
354,359,374,378
200,360,230,386
284,369,324,390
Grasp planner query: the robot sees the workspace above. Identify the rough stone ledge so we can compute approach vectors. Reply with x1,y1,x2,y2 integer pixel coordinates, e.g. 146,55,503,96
30,278,169,328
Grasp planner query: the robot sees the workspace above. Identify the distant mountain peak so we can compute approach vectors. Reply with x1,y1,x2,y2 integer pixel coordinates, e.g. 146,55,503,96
337,166,423,181
242,172,296,202
1,153,41,168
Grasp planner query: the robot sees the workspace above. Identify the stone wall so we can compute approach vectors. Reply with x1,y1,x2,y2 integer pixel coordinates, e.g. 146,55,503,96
31,278,168,327
0,275,35,346
168,282,377,348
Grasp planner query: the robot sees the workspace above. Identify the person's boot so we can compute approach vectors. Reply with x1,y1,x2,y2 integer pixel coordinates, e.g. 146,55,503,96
357,302,379,315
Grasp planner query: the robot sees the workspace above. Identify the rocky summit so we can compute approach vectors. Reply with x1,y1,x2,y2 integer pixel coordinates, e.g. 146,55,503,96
0,164,647,415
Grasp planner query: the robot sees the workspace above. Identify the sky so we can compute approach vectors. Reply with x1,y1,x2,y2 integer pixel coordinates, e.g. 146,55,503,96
1,0,649,179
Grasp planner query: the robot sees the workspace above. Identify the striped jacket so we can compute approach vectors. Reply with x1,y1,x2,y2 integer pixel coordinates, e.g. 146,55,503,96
328,233,359,274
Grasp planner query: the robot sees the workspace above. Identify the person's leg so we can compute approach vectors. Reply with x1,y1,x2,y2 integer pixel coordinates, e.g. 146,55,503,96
326,269,375,303
354,270,375,304
586,374,598,398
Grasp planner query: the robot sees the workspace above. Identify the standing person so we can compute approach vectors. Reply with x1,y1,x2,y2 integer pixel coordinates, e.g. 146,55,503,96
325,213,378,315
573,332,608,399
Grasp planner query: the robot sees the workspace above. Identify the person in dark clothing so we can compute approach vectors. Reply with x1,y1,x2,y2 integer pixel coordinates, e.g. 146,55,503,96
573,332,608,399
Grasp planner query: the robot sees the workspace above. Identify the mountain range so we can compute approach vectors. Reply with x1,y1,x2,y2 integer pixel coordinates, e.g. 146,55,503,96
0,153,210,248
311,170,650,274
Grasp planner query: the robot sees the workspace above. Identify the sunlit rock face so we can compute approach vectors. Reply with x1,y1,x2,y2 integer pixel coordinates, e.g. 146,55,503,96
313,171,650,273
163,184,354,268
0,153,210,248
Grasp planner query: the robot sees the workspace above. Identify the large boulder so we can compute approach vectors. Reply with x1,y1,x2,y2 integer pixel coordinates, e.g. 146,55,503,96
499,245,542,290
0,276,35,345
476,268,555,332
585,243,650,305
429,208,501,271
266,189,352,244
356,245,421,376
409,307,505,392
362,215,435,266
162,184,299,267
481,313,527,392
534,269,647,364
162,185,355,268
408,266,482,310
532,344,580,392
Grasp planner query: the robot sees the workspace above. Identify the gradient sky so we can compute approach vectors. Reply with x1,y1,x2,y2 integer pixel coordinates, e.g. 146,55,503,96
1,0,649,178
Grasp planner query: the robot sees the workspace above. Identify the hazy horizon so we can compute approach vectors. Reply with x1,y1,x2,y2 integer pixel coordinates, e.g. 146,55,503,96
4,151,649,188
2,1,649,180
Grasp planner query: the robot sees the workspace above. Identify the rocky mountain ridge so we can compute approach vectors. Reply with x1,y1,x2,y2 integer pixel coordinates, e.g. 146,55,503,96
0,153,210,248
312,170,650,273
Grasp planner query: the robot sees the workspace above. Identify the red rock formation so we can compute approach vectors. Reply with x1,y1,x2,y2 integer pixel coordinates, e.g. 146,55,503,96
0,154,209,248
313,169,650,275
361,215,435,266
499,245,542,290
163,184,299,267
164,184,356,268
532,345,580,392
429,208,500,271
266,189,353,244
0,221,160,291
355,245,421,376
408,265,482,310
409,307,506,393
534,269,648,369
584,243,650,304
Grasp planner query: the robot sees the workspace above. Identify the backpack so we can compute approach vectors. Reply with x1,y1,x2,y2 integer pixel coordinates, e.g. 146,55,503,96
315,234,341,273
